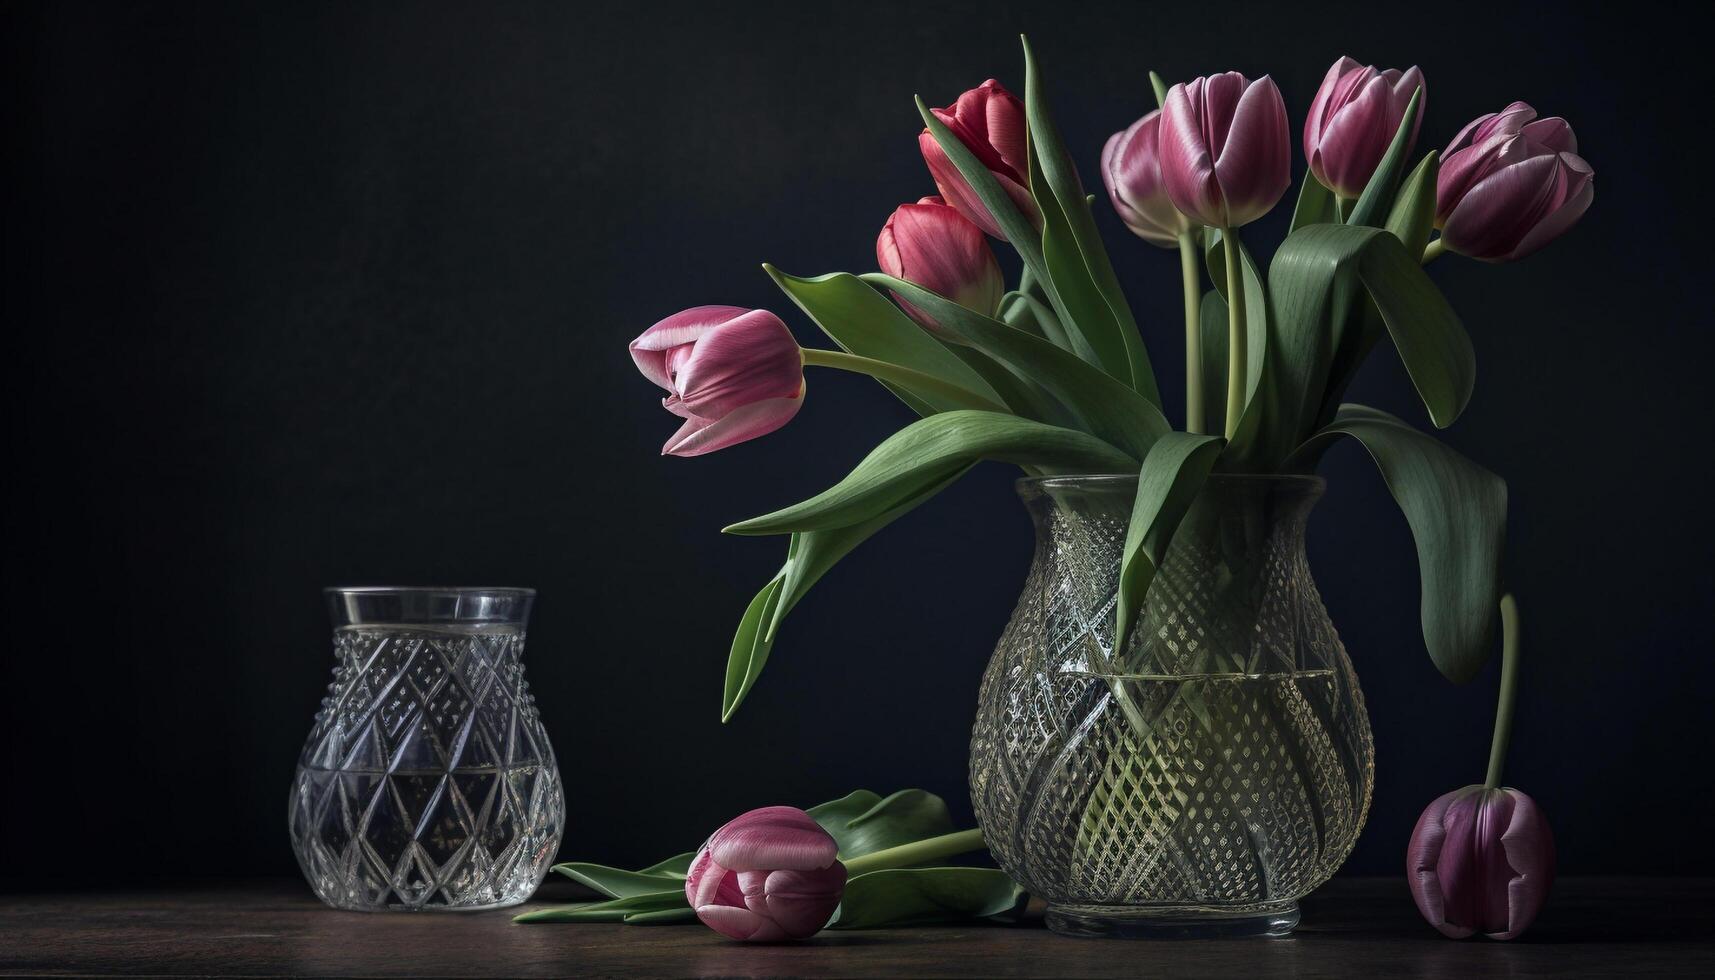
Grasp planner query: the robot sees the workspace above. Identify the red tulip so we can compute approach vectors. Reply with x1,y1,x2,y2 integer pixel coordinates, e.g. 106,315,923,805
629,306,804,457
1157,72,1291,229
918,79,1037,239
1304,56,1426,199
1435,102,1593,262
877,196,1004,328
1408,785,1555,940
685,806,847,941
1102,109,1195,247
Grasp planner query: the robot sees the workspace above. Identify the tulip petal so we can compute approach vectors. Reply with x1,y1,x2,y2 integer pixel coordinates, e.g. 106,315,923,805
756,865,847,938
662,390,803,457
1492,789,1556,940
629,305,749,390
1441,154,1564,261
706,805,840,872
695,903,789,942
1213,75,1291,226
1304,56,1363,158
672,310,803,418
1504,159,1593,261
877,199,1003,323
1408,787,1477,938
919,130,1037,239
1311,73,1395,198
686,849,746,909
1159,81,1226,227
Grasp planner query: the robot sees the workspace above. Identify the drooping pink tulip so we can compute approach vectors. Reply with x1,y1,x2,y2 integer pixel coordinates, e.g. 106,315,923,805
877,196,1004,328
1408,785,1555,940
1435,102,1594,262
1102,109,1196,247
1304,56,1426,199
918,79,1038,239
685,805,847,942
629,306,804,457
1157,72,1292,229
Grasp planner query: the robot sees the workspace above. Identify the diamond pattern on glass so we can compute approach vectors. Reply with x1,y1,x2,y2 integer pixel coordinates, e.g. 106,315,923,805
971,478,1374,911
289,627,564,910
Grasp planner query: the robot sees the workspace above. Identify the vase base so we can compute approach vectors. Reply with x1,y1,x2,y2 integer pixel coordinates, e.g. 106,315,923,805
1044,901,1300,939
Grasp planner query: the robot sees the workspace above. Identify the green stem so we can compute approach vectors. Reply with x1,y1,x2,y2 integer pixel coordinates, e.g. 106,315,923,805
799,348,1007,415
841,828,986,877
1179,232,1204,435
1422,237,1447,265
1222,230,1246,440
1334,194,1352,222
1485,594,1522,789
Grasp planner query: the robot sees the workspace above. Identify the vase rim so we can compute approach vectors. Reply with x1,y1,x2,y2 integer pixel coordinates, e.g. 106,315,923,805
1016,472,1326,494
324,586,535,628
323,586,536,597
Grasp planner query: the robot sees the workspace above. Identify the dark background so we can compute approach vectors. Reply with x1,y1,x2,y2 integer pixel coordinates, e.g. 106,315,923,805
4,0,1709,888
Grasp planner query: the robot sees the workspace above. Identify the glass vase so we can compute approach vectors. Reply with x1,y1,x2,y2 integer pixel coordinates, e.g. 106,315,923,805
969,475,1374,938
289,587,565,911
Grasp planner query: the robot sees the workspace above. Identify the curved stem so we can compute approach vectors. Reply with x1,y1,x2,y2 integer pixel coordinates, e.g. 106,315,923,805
841,828,986,877
1422,237,1447,265
1485,593,1522,789
1222,229,1246,440
799,348,1007,415
1334,194,1352,223
1179,232,1205,435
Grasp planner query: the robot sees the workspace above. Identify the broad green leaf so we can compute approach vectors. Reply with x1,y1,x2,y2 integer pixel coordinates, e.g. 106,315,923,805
1113,433,1225,654
766,268,1000,415
945,345,1069,426
864,274,1168,461
552,862,685,898
638,852,695,876
1021,36,1161,405
724,467,971,720
1291,173,1337,231
1386,151,1440,259
809,789,957,859
1346,88,1423,228
725,411,1136,536
829,868,1027,929
1263,224,1473,466
622,908,700,925
1289,404,1506,683
513,889,687,923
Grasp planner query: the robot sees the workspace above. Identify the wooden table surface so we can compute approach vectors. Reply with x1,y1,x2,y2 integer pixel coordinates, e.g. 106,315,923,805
3,877,1710,978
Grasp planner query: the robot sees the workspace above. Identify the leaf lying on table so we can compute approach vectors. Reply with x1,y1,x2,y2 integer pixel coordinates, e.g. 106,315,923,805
828,868,1027,929
514,789,1023,930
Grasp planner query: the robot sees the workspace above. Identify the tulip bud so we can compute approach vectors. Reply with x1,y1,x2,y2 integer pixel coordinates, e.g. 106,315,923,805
1408,785,1555,940
918,79,1038,239
629,306,804,457
1157,72,1291,229
1304,56,1426,199
877,196,1004,328
1435,102,1594,262
1101,109,1195,247
685,805,847,942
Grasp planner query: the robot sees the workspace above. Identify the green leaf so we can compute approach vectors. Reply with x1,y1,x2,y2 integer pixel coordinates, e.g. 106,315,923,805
1289,404,1506,683
638,852,696,876
621,907,700,925
1346,87,1423,228
766,268,1001,415
1385,151,1440,259
809,789,957,859
1000,289,1073,351
1291,173,1337,231
1263,224,1473,466
513,889,687,924
1148,70,1169,108
944,345,1069,426
552,862,686,899
864,274,1168,461
828,868,1027,929
1198,230,1271,460
724,467,970,720
1113,433,1225,654
1021,36,1161,405
725,411,1136,536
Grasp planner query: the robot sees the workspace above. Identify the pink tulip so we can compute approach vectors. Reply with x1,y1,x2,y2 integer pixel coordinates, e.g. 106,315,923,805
685,806,847,942
1157,72,1291,229
918,79,1037,239
1408,785,1555,940
1435,102,1594,262
1304,56,1426,199
877,196,1004,328
1102,109,1195,247
629,306,804,457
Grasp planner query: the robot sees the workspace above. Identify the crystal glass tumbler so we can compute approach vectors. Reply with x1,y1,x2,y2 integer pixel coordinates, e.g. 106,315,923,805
289,587,564,911
970,475,1374,938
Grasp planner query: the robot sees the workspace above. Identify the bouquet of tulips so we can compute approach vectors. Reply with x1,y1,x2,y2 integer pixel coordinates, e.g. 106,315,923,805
630,38,1592,722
